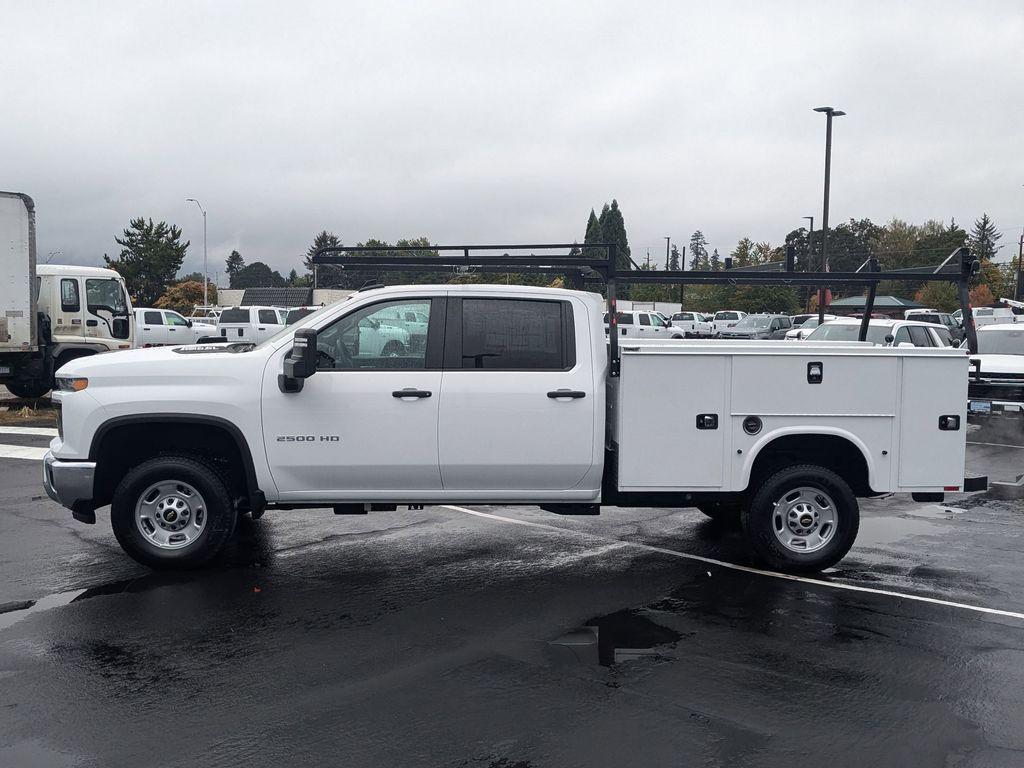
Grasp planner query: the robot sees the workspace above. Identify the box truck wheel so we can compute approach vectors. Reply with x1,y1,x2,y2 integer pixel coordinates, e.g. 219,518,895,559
111,455,237,569
742,464,859,573
6,380,51,399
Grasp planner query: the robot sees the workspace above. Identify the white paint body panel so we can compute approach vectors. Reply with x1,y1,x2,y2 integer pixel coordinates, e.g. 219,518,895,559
0,193,34,352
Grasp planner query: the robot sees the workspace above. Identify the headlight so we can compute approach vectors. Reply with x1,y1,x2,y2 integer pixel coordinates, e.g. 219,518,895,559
55,377,88,392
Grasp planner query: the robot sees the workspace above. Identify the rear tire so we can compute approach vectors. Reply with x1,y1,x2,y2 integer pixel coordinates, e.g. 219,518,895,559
111,455,237,570
742,464,859,573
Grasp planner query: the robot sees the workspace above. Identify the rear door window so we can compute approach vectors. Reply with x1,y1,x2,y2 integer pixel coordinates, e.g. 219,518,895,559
453,298,572,370
220,308,250,323
143,311,163,325
60,279,80,312
908,326,934,347
639,314,651,326
258,309,278,324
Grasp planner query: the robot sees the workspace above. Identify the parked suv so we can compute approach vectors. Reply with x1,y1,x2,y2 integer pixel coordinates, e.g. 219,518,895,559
904,310,965,344
718,314,792,340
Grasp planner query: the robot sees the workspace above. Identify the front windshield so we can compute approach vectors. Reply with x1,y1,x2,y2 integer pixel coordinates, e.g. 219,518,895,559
806,323,892,344
977,329,1024,355
85,278,129,314
733,316,770,329
800,317,823,330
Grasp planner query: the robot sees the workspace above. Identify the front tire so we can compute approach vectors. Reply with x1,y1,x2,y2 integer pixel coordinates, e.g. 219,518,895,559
111,455,237,569
742,464,859,573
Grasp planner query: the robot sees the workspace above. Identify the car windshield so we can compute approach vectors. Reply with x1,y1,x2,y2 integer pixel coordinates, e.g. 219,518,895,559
976,329,1024,355
806,323,893,344
734,316,770,329
799,317,824,330
85,278,129,313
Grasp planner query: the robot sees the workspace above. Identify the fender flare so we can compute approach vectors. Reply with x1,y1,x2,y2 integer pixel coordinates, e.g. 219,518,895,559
740,426,878,491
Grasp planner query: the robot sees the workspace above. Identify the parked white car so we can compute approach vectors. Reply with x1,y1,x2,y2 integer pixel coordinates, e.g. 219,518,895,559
215,306,287,344
710,310,747,336
785,314,838,340
134,308,216,347
968,324,1024,415
669,311,714,338
804,317,954,347
603,310,685,339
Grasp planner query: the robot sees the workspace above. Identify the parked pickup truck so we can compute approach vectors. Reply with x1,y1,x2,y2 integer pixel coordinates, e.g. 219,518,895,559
43,283,981,573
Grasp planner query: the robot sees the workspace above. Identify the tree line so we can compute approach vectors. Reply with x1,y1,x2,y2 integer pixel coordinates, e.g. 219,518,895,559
99,206,1017,316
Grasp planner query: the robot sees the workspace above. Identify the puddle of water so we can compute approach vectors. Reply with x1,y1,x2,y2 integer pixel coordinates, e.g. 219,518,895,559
550,609,682,667
905,505,967,520
0,589,87,631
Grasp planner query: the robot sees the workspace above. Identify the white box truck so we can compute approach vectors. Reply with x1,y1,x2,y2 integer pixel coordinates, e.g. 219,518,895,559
0,192,134,398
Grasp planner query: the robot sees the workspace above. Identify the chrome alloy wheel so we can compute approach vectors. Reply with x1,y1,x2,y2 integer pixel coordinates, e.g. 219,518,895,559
135,480,207,550
771,486,837,554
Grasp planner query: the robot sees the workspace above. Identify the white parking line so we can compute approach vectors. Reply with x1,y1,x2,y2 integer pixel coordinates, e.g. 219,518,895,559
967,440,1024,450
442,505,1024,622
0,426,57,437
0,445,48,461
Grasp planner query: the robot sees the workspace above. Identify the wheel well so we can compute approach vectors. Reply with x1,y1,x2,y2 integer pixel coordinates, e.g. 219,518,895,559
91,420,254,509
747,434,872,496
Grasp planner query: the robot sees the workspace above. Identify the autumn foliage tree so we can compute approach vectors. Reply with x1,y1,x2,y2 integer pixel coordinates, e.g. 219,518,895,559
155,280,217,315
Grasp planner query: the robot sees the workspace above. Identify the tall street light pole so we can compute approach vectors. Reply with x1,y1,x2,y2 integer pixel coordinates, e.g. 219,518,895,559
813,106,845,323
185,198,208,307
802,216,814,312
664,236,671,270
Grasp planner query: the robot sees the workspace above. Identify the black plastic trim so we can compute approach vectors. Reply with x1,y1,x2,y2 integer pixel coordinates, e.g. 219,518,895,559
89,414,261,504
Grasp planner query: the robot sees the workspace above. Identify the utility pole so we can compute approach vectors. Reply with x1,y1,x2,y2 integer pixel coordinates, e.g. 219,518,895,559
185,198,208,307
664,236,671,270
803,215,814,312
678,246,686,308
1016,230,1023,301
813,107,845,323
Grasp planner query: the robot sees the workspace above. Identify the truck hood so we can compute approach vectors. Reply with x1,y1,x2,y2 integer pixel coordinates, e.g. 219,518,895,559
970,354,1024,375
58,343,270,383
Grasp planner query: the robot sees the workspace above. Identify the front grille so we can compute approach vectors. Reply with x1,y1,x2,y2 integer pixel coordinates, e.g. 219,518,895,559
969,381,1024,402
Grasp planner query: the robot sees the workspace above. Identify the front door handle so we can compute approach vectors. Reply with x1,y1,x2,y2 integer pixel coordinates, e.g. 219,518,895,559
86,319,98,327
392,389,432,399
547,390,586,399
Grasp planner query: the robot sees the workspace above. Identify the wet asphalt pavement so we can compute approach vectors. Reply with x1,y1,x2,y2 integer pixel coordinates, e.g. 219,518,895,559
1,424,1023,767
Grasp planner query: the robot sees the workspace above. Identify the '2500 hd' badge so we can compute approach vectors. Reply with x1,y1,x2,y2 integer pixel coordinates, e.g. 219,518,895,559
276,435,340,442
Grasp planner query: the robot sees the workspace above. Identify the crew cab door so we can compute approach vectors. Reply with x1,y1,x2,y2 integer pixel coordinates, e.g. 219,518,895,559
438,296,596,492
262,297,444,497
139,310,166,345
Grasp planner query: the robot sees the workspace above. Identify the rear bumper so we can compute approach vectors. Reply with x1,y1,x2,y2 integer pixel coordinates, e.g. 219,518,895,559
42,450,96,512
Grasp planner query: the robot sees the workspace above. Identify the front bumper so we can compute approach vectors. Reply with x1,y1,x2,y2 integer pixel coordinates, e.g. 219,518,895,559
42,450,96,519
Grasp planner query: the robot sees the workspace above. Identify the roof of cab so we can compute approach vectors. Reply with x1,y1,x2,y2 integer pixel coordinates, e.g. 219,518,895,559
37,264,123,278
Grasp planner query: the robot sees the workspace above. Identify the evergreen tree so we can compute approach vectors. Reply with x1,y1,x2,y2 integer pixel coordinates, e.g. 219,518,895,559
287,268,299,286
730,237,754,268
688,231,709,270
668,244,681,271
599,200,632,272
225,250,245,283
232,261,286,288
105,217,189,306
710,248,722,270
969,213,1002,263
304,231,343,287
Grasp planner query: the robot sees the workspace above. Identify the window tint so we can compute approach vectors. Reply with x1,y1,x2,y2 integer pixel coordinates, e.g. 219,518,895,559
639,314,651,326
908,326,933,347
617,312,633,325
286,307,316,325
60,279,80,312
143,311,163,324
220,308,249,323
459,298,568,370
165,312,189,326
932,327,953,346
258,309,279,324
317,299,431,370
893,327,911,346
780,317,792,328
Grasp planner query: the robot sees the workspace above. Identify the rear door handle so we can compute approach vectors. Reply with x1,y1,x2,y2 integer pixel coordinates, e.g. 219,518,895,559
392,389,432,399
547,390,586,399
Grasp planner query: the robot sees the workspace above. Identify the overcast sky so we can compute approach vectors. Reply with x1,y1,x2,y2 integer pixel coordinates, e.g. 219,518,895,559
3,1,1022,281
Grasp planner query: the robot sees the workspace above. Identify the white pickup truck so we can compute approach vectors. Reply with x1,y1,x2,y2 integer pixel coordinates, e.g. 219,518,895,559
44,283,981,573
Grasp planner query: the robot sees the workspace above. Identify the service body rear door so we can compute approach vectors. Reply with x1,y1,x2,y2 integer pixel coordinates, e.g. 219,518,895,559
263,296,444,497
437,296,596,492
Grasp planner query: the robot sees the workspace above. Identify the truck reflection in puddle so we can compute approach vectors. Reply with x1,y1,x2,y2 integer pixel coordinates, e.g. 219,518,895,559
550,608,683,667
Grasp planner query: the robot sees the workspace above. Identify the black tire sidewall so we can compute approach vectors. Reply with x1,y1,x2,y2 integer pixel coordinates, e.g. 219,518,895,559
111,456,236,569
743,465,859,573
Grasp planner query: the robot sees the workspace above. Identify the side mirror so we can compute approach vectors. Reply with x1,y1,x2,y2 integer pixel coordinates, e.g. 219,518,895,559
186,319,193,328
884,334,895,345
281,328,318,392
